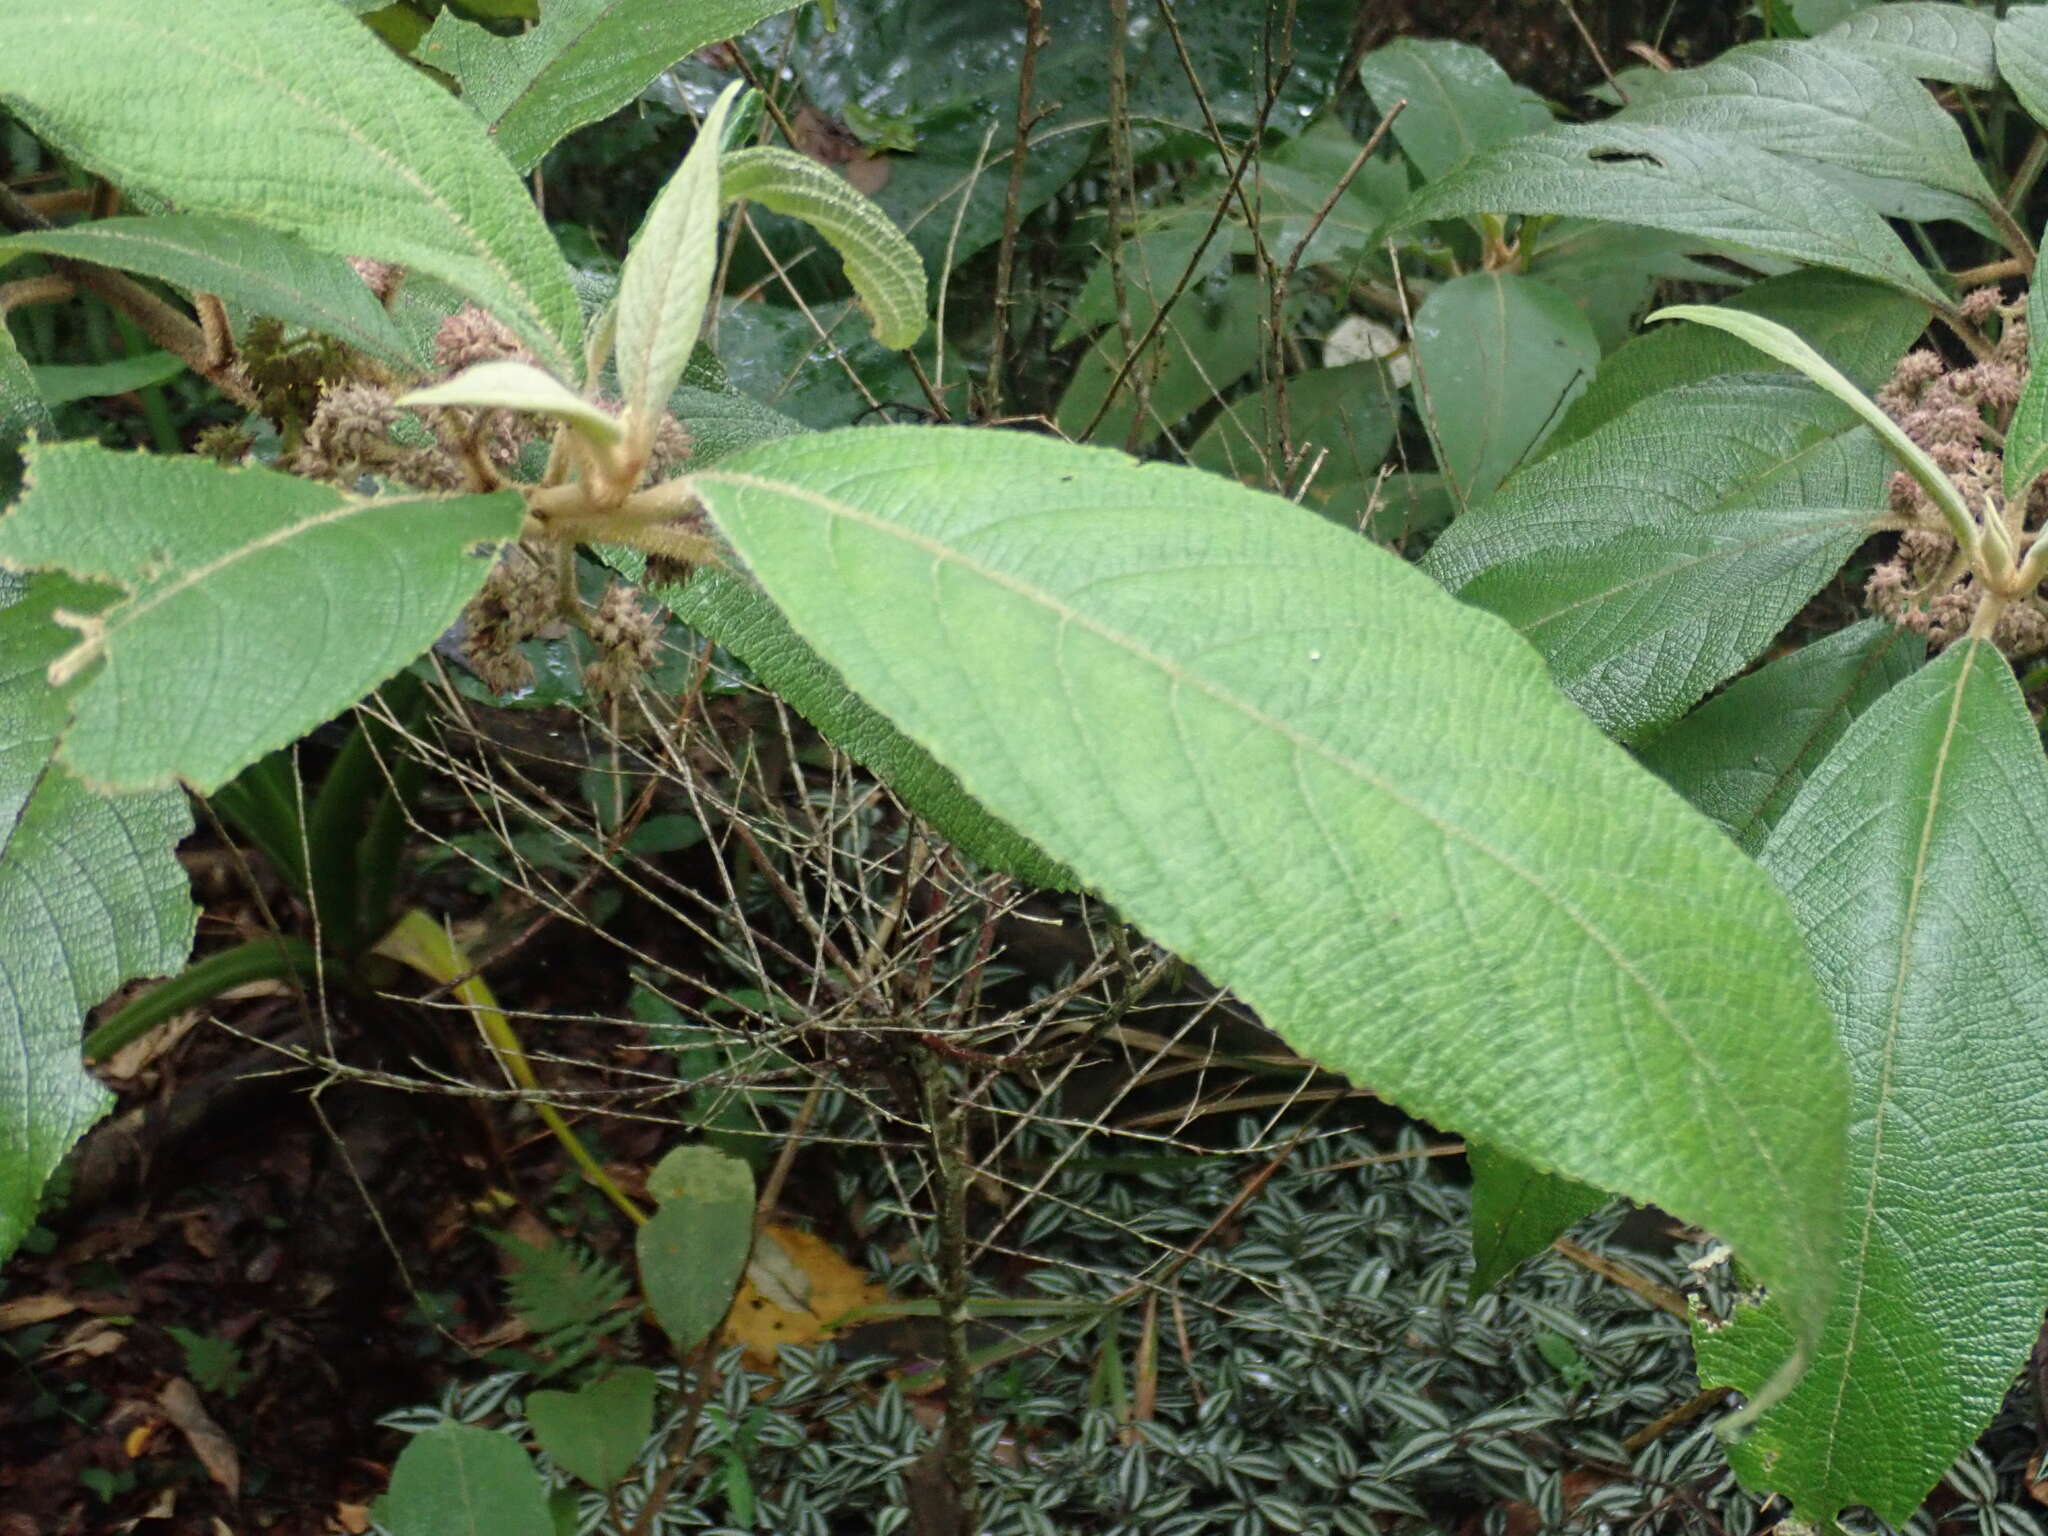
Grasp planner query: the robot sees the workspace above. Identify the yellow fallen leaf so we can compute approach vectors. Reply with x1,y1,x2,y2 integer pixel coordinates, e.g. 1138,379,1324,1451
721,1224,883,1369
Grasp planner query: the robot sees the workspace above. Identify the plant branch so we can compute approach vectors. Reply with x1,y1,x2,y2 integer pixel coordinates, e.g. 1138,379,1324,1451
984,0,1047,418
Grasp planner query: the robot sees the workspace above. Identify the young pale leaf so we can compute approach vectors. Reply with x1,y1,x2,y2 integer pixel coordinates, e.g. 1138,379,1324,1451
1818,2,1998,87
0,0,581,379
399,362,622,446
1698,641,2048,1525
1641,619,1924,854
686,425,1850,1397
720,147,928,350
417,0,802,174
1616,40,1996,208
0,215,417,368
1466,1142,1609,1294
0,442,522,793
524,1368,657,1490
1355,38,1554,182
1427,376,1889,741
0,574,194,1264
1650,303,1974,547
1997,7,2048,130
1408,272,1599,510
377,1423,551,1536
1390,123,1949,309
638,1144,754,1355
615,81,743,437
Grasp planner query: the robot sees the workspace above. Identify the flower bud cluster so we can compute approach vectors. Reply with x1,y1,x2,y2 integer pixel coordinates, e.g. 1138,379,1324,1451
582,583,665,702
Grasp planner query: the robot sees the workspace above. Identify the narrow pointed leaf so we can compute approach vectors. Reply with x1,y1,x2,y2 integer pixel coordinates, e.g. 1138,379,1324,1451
1355,38,1554,182
524,1368,656,1490
638,1144,753,1355
399,361,622,446
0,573,194,1263
687,425,1850,1390
1467,1142,1609,1294
1616,40,1995,206
1641,619,1924,853
1998,7,2048,130
1390,123,1948,309
1818,3,1997,87
719,147,927,350
616,82,743,432
417,0,802,174
0,215,417,367
0,442,521,793
2005,236,2048,505
378,1423,551,1536
30,353,188,407
1698,641,2048,1525
0,0,581,378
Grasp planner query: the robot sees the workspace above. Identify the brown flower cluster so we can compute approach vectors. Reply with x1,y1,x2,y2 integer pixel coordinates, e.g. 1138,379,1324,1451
1864,288,2048,658
582,582,665,702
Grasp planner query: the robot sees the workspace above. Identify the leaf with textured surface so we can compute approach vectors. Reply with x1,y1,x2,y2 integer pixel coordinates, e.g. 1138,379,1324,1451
720,147,926,349
0,329,51,502
1641,619,1923,854
399,361,621,445
377,1423,550,1536
0,0,581,378
418,0,801,173
1617,40,1994,206
1356,38,1554,181
1698,641,2048,1525
687,424,1849,1391
1819,2,1997,86
0,573,193,1263
1998,7,2048,130
1467,1143,1609,1294
0,442,521,793
525,1368,656,1490
2006,236,2048,505
0,215,417,367
1409,272,1598,509
1428,375,1888,740
1390,123,1947,308
638,1145,753,1355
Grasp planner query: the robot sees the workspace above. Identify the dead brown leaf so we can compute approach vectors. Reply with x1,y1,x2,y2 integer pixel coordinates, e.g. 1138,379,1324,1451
159,1377,240,1499
0,1293,79,1330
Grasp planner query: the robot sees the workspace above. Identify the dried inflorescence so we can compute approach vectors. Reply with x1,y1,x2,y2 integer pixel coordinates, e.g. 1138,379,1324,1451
459,545,558,696
582,582,665,701
1864,289,2048,658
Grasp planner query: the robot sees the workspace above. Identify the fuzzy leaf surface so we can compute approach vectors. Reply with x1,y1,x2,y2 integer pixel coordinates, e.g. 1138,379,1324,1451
377,1423,550,1536
1697,641,2048,1525
0,215,417,367
2006,233,2048,504
1616,40,1994,206
0,442,521,793
1427,376,1888,740
418,0,801,173
1467,1142,1609,1294
1355,38,1554,181
1997,7,2048,130
0,0,581,378
688,425,1850,1385
0,329,50,503
1818,2,1997,86
0,573,193,1263
1640,619,1923,854
399,361,621,445
1390,123,1947,308
719,147,927,349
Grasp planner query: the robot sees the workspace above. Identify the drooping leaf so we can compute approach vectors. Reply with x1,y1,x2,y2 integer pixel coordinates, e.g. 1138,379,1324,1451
719,146,927,349
1390,122,1949,309
1467,1142,1610,1294
0,0,582,379
1408,272,1599,510
0,214,418,367
1997,6,2048,130
685,424,1850,1399
29,352,188,406
2005,236,2048,505
377,1423,551,1536
616,82,743,436
638,1144,754,1355
524,1368,657,1491
417,0,803,174
1616,40,1995,207
1640,618,1924,854
0,441,522,793
1697,641,2048,1525
0,573,194,1263
1427,375,1889,740
1355,38,1554,182
1819,1,1998,86
1546,268,1927,457
399,361,622,446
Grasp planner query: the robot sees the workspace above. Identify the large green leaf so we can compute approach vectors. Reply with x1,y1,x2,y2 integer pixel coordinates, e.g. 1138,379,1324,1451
1428,376,1889,740
0,442,522,793
0,573,194,1263
1997,6,2048,130
1466,1142,1609,1294
1640,619,1924,854
2005,235,2048,505
417,0,803,174
685,425,1850,1395
377,1423,551,1536
1818,2,1998,87
1616,40,1995,208
0,215,418,368
638,1144,753,1356
1355,38,1554,182
0,0,581,379
1697,641,2048,1525
1389,123,1948,309
1408,272,1599,511
524,1368,656,1491
0,328,52,504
